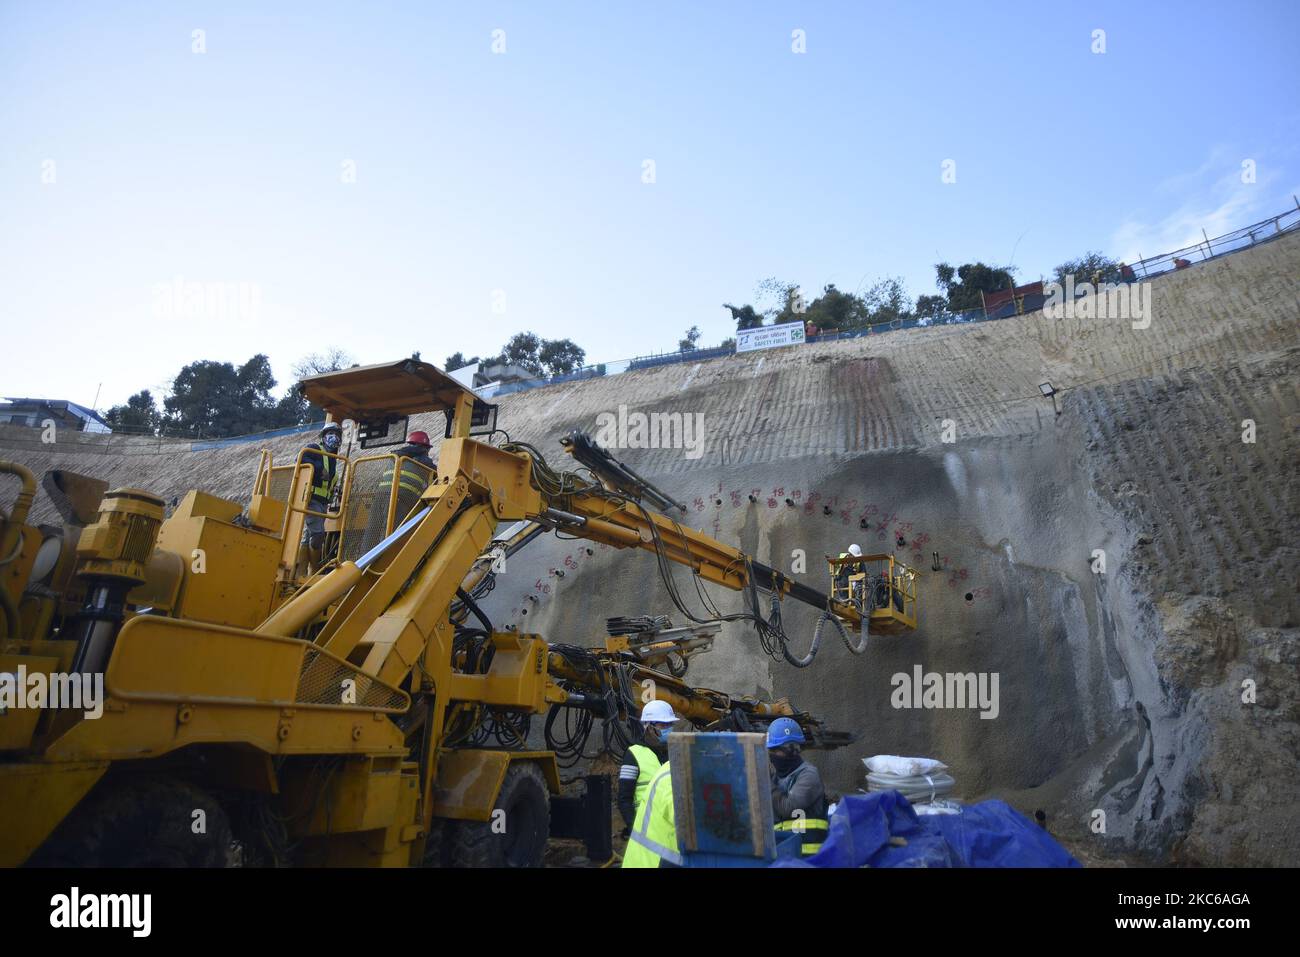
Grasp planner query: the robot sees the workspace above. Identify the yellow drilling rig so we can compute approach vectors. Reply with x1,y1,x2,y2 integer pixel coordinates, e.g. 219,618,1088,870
0,358,917,867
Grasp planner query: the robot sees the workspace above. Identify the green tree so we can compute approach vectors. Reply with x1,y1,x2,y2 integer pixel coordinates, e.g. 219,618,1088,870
859,277,913,326
678,326,701,352
482,333,587,378
104,390,161,434
723,303,765,330
1053,252,1122,286
915,294,946,318
538,338,586,376
444,352,480,371
493,332,544,375
159,354,288,437
933,261,1017,312
803,284,865,331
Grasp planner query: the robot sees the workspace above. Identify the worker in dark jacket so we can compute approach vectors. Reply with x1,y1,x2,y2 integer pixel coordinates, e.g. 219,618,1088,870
767,717,829,856
617,699,679,835
298,422,345,574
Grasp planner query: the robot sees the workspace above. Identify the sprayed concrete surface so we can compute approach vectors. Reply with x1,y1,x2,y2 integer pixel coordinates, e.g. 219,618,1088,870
3,230,1297,865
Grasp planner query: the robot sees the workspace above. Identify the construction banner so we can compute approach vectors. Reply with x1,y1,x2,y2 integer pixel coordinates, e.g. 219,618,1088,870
736,320,806,354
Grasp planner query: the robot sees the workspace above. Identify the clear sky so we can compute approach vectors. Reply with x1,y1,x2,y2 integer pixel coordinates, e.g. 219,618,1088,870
3,0,1298,411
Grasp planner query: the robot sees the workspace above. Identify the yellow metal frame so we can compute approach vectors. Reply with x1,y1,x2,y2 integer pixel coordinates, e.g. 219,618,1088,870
827,553,919,634
345,452,436,543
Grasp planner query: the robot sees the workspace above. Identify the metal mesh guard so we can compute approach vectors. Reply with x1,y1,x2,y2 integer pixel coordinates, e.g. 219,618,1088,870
297,646,408,712
339,457,392,563
268,466,295,502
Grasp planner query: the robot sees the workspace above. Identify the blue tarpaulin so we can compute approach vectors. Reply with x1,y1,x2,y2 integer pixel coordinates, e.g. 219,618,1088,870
772,792,1081,868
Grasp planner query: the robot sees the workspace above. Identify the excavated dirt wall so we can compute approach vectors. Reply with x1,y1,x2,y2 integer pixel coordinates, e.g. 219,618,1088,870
3,230,1296,864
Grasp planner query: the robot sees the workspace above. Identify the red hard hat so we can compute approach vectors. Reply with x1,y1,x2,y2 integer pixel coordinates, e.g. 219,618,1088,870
408,430,431,447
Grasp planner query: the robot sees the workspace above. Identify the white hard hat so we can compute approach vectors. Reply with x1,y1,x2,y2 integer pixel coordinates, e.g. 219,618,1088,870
640,699,680,724
848,544,863,557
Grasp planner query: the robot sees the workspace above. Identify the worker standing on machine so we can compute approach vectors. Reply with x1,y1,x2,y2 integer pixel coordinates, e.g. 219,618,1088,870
393,430,436,471
371,430,437,542
617,699,679,836
379,429,437,502
767,717,829,857
298,422,345,575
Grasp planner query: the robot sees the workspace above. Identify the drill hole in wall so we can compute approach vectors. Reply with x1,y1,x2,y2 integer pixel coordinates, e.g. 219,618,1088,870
964,592,973,602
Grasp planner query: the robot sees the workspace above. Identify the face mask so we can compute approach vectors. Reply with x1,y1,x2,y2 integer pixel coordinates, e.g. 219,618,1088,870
323,434,341,452
647,724,672,746
771,750,801,774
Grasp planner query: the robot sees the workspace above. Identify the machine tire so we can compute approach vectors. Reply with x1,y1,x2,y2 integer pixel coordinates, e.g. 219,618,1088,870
422,816,454,868
449,761,550,868
30,776,233,868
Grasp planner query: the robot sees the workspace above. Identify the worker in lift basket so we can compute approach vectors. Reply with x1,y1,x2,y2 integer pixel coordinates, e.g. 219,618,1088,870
836,543,864,601
617,699,680,837
767,718,829,857
298,422,345,575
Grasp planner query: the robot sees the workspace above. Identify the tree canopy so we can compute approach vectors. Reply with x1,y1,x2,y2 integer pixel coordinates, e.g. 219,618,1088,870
103,348,354,438
932,261,1017,313
1053,251,1123,286
480,332,587,377
103,389,161,433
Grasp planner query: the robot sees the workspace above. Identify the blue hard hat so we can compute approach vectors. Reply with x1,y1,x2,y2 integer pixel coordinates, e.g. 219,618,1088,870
766,717,805,749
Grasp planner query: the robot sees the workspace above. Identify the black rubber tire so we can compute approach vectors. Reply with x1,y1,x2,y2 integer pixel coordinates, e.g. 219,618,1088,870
29,776,233,868
422,816,454,868
448,761,550,868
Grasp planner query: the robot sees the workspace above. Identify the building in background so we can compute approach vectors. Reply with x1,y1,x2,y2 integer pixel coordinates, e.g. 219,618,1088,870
0,397,112,434
447,361,536,399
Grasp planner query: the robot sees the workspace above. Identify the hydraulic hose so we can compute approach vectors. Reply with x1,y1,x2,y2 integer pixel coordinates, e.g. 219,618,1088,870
822,606,867,655
0,461,36,568
455,586,493,634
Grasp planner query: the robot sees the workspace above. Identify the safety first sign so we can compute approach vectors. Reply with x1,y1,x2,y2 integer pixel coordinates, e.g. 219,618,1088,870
735,320,806,354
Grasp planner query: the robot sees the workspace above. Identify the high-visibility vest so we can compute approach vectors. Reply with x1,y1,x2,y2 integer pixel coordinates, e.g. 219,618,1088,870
622,763,680,868
774,816,830,856
380,456,431,497
309,446,339,503
627,744,662,815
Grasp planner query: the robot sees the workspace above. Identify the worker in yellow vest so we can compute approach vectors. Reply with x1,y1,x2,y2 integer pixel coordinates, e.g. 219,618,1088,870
616,699,679,836
622,761,680,868
380,430,436,497
298,422,345,574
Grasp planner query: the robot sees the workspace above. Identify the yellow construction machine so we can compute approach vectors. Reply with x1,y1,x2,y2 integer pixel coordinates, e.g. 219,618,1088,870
0,357,916,867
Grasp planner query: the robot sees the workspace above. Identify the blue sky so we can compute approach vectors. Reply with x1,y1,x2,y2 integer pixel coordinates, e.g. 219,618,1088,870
2,0,1298,410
